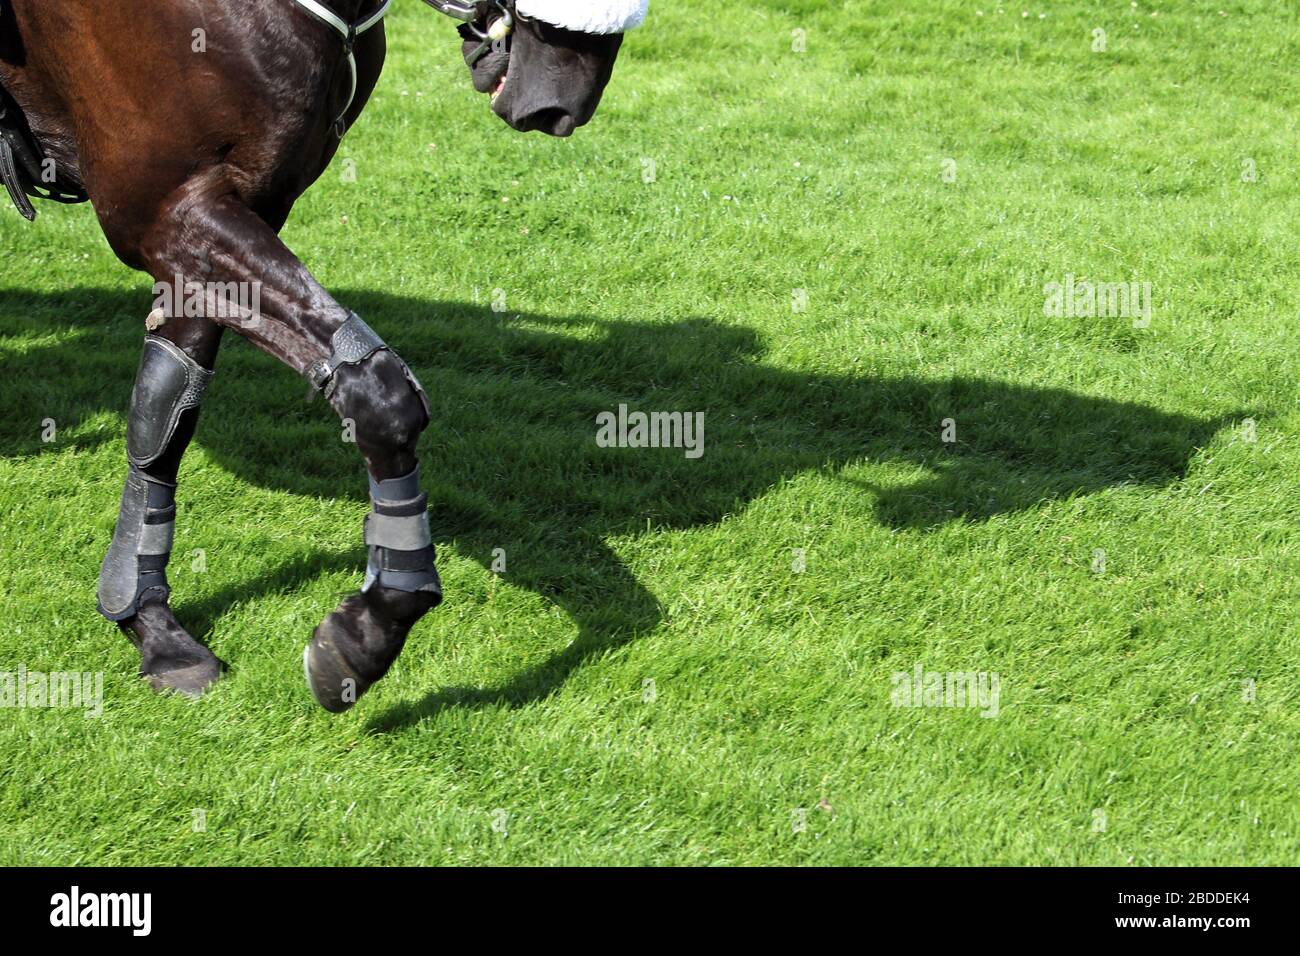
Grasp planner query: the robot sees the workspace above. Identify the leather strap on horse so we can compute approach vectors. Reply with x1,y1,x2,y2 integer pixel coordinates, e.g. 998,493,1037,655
290,0,393,138
0,85,89,220
0,129,35,220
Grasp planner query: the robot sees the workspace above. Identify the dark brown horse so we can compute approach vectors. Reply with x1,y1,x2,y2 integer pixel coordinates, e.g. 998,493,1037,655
0,0,647,708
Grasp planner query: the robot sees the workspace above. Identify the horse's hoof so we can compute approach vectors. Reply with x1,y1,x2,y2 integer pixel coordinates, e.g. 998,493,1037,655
303,591,429,712
143,659,222,698
124,603,224,699
304,616,370,713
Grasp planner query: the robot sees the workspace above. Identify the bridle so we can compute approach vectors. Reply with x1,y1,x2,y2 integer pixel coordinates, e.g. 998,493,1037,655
422,1,519,67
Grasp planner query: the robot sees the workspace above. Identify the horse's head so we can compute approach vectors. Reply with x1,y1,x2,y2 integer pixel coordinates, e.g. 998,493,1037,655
432,0,646,137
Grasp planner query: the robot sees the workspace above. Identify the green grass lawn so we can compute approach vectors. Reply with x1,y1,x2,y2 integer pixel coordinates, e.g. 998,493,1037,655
2,0,1298,865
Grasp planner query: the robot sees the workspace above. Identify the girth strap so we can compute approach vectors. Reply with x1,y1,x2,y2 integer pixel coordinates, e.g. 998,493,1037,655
291,0,394,137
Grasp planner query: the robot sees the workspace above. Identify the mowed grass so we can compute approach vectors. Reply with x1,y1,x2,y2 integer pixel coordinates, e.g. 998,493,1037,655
1,0,1299,865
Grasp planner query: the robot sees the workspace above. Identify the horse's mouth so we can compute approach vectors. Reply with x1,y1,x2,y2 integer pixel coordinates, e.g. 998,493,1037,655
490,69,508,105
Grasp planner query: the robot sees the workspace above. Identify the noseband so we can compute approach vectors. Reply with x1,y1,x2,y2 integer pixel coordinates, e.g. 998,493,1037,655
423,0,518,66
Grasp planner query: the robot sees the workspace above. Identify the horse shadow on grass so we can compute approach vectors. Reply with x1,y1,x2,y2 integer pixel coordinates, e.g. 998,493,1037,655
0,287,1241,729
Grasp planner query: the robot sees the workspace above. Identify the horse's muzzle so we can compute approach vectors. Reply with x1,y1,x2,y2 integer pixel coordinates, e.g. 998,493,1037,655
498,102,581,137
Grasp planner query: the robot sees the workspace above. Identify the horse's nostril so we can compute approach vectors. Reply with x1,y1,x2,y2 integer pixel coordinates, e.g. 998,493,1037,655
526,108,577,137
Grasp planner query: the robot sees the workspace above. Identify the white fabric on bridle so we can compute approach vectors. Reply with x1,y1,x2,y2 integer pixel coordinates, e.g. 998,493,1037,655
516,0,649,35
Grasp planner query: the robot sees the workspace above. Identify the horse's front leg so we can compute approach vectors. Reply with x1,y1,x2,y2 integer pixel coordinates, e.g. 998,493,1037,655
98,316,225,696
300,317,445,714
122,186,441,711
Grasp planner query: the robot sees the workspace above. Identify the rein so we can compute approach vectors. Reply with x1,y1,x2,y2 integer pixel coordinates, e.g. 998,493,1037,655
423,1,516,67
